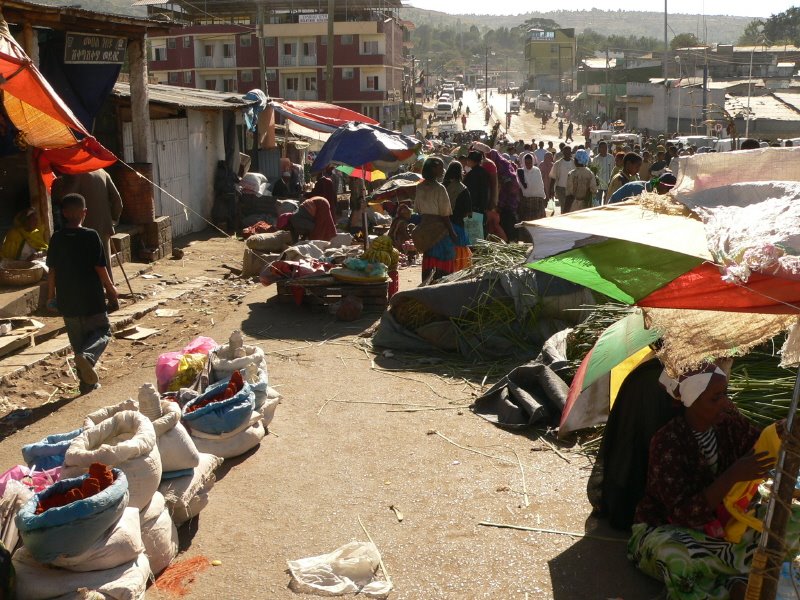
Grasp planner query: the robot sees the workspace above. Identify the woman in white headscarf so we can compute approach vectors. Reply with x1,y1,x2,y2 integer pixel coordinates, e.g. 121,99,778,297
628,363,798,600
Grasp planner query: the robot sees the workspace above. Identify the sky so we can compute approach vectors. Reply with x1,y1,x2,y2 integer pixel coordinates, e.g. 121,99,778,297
405,0,791,20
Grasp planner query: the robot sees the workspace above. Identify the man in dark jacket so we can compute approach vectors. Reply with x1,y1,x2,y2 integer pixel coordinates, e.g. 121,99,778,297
463,150,491,236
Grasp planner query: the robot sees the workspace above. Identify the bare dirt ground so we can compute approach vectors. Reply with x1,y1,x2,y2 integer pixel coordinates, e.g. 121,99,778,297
0,238,663,600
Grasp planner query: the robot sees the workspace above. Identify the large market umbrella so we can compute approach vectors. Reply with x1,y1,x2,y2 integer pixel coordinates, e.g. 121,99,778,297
368,172,422,201
335,164,386,182
560,311,662,436
310,122,420,173
525,190,800,599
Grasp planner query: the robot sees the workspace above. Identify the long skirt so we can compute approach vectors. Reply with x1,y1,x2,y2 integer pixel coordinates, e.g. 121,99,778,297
628,505,800,600
422,225,471,279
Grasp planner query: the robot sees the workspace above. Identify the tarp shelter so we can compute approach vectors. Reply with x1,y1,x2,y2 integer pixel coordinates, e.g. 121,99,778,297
0,0,169,237
270,100,378,145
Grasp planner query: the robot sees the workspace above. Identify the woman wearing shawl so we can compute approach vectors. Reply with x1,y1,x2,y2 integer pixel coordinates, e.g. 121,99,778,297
442,162,473,272
629,364,799,600
287,196,337,242
488,150,521,242
413,157,458,282
1,208,48,261
517,152,547,241
539,151,554,202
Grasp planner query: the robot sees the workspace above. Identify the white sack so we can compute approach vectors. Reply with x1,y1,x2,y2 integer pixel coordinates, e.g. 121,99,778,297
63,411,162,510
151,401,200,473
158,452,221,526
140,493,178,576
13,551,150,600
190,412,265,459
50,507,143,572
83,399,139,427
287,541,392,598
245,230,292,252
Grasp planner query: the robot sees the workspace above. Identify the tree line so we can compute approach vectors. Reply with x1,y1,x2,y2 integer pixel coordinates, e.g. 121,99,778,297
739,7,800,46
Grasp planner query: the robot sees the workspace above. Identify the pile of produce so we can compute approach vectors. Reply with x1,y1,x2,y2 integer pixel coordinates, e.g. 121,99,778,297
362,236,399,271
185,371,244,414
35,463,114,514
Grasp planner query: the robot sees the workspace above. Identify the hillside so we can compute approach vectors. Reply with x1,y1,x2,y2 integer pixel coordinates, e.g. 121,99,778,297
31,0,147,18
400,7,752,45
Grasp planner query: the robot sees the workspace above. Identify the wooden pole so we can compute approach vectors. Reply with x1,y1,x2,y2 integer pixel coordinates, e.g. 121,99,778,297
746,368,800,600
128,37,152,164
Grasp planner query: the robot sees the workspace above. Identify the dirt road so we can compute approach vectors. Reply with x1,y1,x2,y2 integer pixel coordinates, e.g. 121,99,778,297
0,237,662,599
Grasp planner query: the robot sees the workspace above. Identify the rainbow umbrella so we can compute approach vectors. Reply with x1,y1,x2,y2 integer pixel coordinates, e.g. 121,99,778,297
335,164,386,182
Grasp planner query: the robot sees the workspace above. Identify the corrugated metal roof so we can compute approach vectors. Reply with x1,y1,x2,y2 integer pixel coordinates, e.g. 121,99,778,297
726,93,800,121
112,82,258,110
772,92,800,112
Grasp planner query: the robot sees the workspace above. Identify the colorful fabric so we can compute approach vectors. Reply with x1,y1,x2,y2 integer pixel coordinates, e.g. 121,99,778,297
298,196,336,241
658,364,727,408
0,212,48,260
634,409,761,529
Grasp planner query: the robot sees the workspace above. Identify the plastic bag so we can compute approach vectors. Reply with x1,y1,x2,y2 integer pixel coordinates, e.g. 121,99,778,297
464,212,484,245
0,465,60,497
182,336,217,356
287,541,392,598
182,378,255,435
1,479,35,552
21,428,84,471
166,353,207,393
155,352,182,394
15,469,129,564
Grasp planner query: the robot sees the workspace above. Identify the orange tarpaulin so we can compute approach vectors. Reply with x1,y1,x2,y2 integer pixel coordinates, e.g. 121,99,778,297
0,21,116,186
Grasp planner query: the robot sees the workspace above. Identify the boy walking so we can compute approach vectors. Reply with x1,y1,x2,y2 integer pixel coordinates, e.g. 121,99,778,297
47,193,118,395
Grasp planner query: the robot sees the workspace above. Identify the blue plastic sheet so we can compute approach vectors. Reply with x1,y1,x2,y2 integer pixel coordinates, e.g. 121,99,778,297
21,428,84,471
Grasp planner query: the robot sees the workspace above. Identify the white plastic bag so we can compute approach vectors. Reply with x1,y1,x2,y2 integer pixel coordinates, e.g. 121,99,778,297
190,412,265,459
287,541,392,598
63,411,162,510
139,492,178,576
13,550,151,600
158,452,221,526
51,507,143,572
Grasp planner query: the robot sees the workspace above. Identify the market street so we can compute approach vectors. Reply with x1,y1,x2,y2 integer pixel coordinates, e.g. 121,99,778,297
0,235,661,600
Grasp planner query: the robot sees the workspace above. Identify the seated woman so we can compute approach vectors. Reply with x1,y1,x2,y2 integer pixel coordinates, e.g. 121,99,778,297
286,196,336,243
388,204,414,257
1,208,48,261
629,363,797,600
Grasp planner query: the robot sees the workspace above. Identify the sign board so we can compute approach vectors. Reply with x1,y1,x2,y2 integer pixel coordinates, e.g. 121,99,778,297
528,30,556,41
298,14,328,23
64,32,126,64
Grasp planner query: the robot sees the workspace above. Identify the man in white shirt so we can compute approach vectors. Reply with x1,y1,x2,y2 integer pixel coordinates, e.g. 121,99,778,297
517,152,547,240
533,141,548,164
550,146,574,212
591,140,615,206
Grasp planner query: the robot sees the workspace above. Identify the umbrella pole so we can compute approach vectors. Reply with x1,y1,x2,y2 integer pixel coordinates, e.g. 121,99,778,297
745,366,800,600
362,164,369,251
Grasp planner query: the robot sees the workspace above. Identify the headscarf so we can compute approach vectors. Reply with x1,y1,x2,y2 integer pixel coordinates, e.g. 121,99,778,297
574,149,590,166
658,364,727,408
300,196,337,241
488,149,520,211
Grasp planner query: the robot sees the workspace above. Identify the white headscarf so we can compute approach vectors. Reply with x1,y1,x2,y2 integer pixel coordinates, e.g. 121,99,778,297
658,364,727,408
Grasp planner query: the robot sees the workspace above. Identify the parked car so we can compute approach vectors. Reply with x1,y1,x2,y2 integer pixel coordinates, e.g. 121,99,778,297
435,101,453,120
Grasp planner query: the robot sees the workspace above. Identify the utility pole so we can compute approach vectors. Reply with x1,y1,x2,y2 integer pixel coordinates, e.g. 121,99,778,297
663,0,669,134
484,46,489,102
257,2,267,94
326,0,334,103
605,47,610,119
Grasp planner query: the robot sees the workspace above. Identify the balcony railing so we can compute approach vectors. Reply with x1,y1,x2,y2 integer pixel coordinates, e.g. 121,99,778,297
220,56,237,68
300,55,317,66
196,56,213,68
280,55,298,67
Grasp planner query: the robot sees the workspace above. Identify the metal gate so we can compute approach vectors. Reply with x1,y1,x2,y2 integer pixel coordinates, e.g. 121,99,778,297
122,118,193,237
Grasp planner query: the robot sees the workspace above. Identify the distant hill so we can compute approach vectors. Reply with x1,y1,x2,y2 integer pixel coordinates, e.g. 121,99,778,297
400,7,753,45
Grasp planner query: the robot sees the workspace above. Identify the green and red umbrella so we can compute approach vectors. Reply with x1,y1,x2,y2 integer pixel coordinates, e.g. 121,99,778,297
335,164,387,182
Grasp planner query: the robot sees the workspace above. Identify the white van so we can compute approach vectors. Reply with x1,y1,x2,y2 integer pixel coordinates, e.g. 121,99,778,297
435,101,453,120
508,99,520,113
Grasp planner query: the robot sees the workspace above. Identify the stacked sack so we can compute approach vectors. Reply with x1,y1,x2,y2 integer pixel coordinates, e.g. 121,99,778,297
182,369,265,460
208,330,280,427
13,466,151,600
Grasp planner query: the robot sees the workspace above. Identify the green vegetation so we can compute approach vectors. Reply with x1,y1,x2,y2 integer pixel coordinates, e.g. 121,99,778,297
739,7,800,46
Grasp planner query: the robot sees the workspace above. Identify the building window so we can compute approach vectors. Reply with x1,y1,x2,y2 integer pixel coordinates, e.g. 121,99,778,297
183,36,191,48
224,78,237,92
154,45,167,61
204,45,214,57
241,70,253,82
265,36,275,47
366,75,379,90
305,77,316,91
303,42,315,56
168,72,178,84
167,38,176,49
342,67,354,80
320,35,327,46
550,45,558,54
240,34,252,47
362,40,379,55
184,71,192,84
285,77,299,90
283,43,296,56
205,79,217,91
341,34,353,45
223,43,235,58
266,69,277,81
233,16,251,25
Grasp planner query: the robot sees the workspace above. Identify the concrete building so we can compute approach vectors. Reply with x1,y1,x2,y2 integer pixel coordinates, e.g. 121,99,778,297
524,28,576,97
144,0,406,128
673,44,800,89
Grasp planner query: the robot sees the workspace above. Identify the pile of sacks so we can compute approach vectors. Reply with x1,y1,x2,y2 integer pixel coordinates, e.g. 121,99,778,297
1,332,278,597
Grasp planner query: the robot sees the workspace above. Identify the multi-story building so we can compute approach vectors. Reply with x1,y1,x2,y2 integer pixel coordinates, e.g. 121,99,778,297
145,0,406,128
524,28,577,97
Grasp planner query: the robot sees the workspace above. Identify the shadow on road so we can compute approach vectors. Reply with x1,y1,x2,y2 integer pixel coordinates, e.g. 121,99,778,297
548,516,663,600
0,392,77,442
